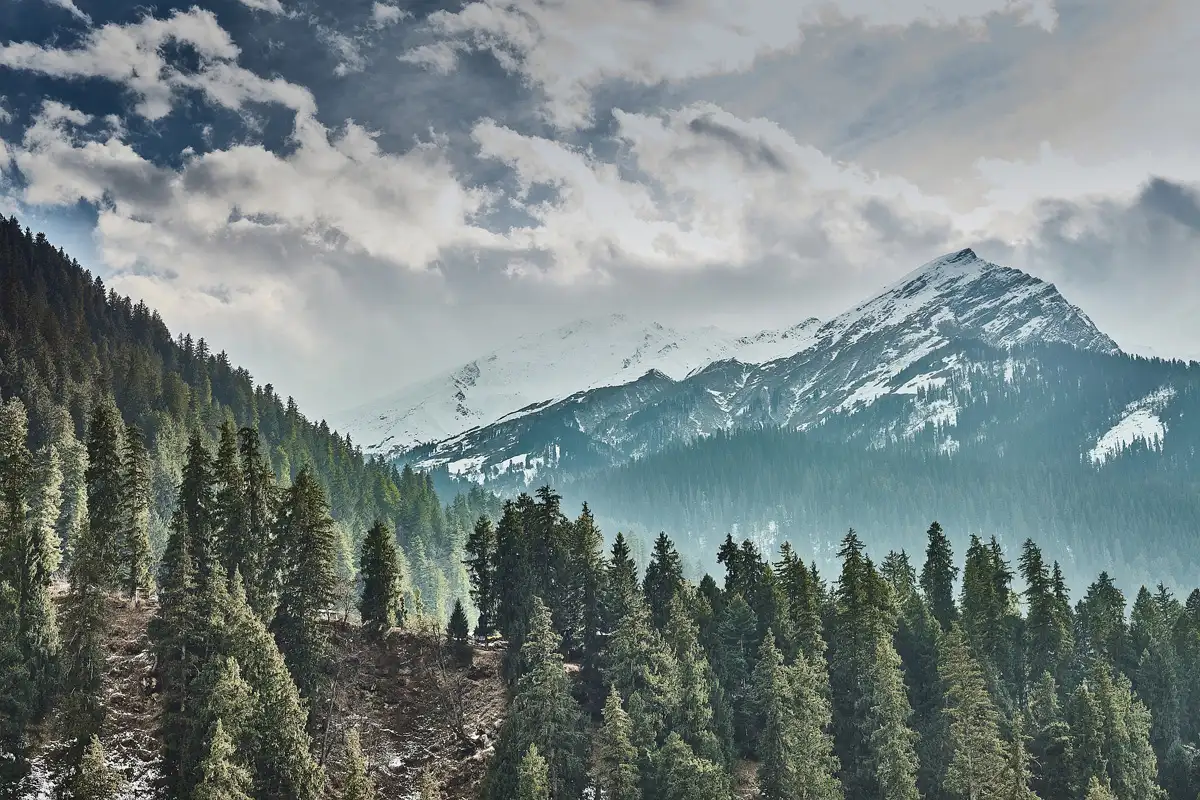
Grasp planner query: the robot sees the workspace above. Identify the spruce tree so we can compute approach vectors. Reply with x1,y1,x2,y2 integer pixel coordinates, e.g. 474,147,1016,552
194,720,254,800
484,597,587,800
272,465,339,699
661,592,722,762
752,633,842,800
866,630,922,800
594,690,640,800
225,579,324,800
1021,539,1072,687
238,427,278,620
341,726,375,800
921,521,958,632
712,592,758,753
67,734,122,800
940,625,1008,800
1028,672,1075,800
358,520,402,637
644,532,685,630
649,733,732,800
213,420,248,582
606,593,681,750
518,744,550,800
464,515,497,637
120,423,152,604
448,598,471,665
83,398,124,587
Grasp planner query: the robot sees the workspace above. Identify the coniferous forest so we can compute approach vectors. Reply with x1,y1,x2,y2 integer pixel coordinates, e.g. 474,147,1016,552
3,216,1200,800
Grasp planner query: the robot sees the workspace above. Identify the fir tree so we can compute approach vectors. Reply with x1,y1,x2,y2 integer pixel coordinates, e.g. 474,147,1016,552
272,465,339,699
518,744,550,800
465,516,497,637
83,398,124,587
67,735,122,800
238,427,278,620
120,423,152,604
644,532,685,630
341,726,375,800
752,633,843,800
447,598,472,665
940,625,1008,800
485,597,587,800
921,521,958,632
606,593,681,750
358,520,402,637
194,720,254,800
594,690,640,800
213,420,248,582
712,593,758,753
649,733,732,800
1027,672,1075,800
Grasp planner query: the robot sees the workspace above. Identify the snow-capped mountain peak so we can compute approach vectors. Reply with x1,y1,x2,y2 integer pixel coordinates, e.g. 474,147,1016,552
339,313,824,457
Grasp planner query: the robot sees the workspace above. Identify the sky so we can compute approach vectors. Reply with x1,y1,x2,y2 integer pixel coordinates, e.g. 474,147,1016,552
2,0,1199,420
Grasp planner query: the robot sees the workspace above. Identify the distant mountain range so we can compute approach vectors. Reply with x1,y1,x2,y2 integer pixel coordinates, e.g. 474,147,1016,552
343,249,1200,590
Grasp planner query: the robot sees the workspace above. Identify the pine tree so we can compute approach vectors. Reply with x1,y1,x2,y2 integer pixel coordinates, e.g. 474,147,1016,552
866,629,922,800
649,733,732,800
644,532,685,630
213,420,248,582
921,521,958,632
83,398,125,587
272,465,339,699
1027,672,1075,800
448,598,471,665
238,427,278,620
194,720,254,800
67,734,122,800
1021,540,1072,687
225,580,324,800
940,625,1008,800
662,592,722,762
485,597,587,800
120,423,152,604
712,592,758,753
606,593,681,750
594,690,640,800
465,515,497,637
1001,716,1039,800
358,520,402,637
568,502,607,712
341,726,375,800
752,633,843,800
518,744,550,800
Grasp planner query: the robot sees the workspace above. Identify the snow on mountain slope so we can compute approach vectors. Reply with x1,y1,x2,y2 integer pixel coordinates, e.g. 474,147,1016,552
398,248,1131,485
1088,386,1176,464
341,314,822,456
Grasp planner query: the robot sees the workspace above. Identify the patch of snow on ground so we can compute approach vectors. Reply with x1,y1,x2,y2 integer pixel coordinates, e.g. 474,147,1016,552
1088,386,1176,464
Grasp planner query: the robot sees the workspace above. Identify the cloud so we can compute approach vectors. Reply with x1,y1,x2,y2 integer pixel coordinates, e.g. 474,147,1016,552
978,177,1200,360
397,42,464,75
471,102,960,281
0,8,315,120
405,0,1058,128
372,3,407,27
41,0,91,24
316,26,367,76
237,0,287,14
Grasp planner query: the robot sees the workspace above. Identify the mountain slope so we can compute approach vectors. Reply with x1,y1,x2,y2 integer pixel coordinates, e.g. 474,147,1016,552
339,314,823,457
398,249,1129,484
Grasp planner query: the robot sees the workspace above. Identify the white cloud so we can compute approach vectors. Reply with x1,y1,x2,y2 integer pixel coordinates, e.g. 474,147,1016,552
317,27,367,76
372,2,407,27
398,42,464,74
237,0,286,14
407,0,1057,128
0,9,315,120
472,103,961,280
42,0,91,24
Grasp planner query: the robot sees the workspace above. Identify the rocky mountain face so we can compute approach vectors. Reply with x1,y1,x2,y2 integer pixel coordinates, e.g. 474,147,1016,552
379,249,1179,488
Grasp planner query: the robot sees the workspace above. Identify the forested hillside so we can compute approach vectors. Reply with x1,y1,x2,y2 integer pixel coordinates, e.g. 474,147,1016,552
569,424,1200,593
463,488,1198,800
0,214,497,620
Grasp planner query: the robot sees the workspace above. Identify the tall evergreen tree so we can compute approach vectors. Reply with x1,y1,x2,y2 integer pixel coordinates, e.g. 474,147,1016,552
67,735,122,800
752,633,843,800
644,532,685,631
238,427,278,620
939,625,1009,800
518,744,550,800
594,690,640,800
358,520,402,637
485,597,587,800
272,465,339,699
121,423,152,604
464,516,497,637
921,521,958,632
341,726,375,800
83,398,124,587
213,420,248,582
194,720,254,800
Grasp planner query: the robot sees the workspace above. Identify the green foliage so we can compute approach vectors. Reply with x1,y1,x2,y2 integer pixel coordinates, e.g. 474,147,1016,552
194,720,254,800
121,423,152,601
359,520,403,636
341,726,375,800
67,735,122,800
518,744,550,800
939,625,1009,800
649,733,732,800
594,690,640,800
921,521,958,632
